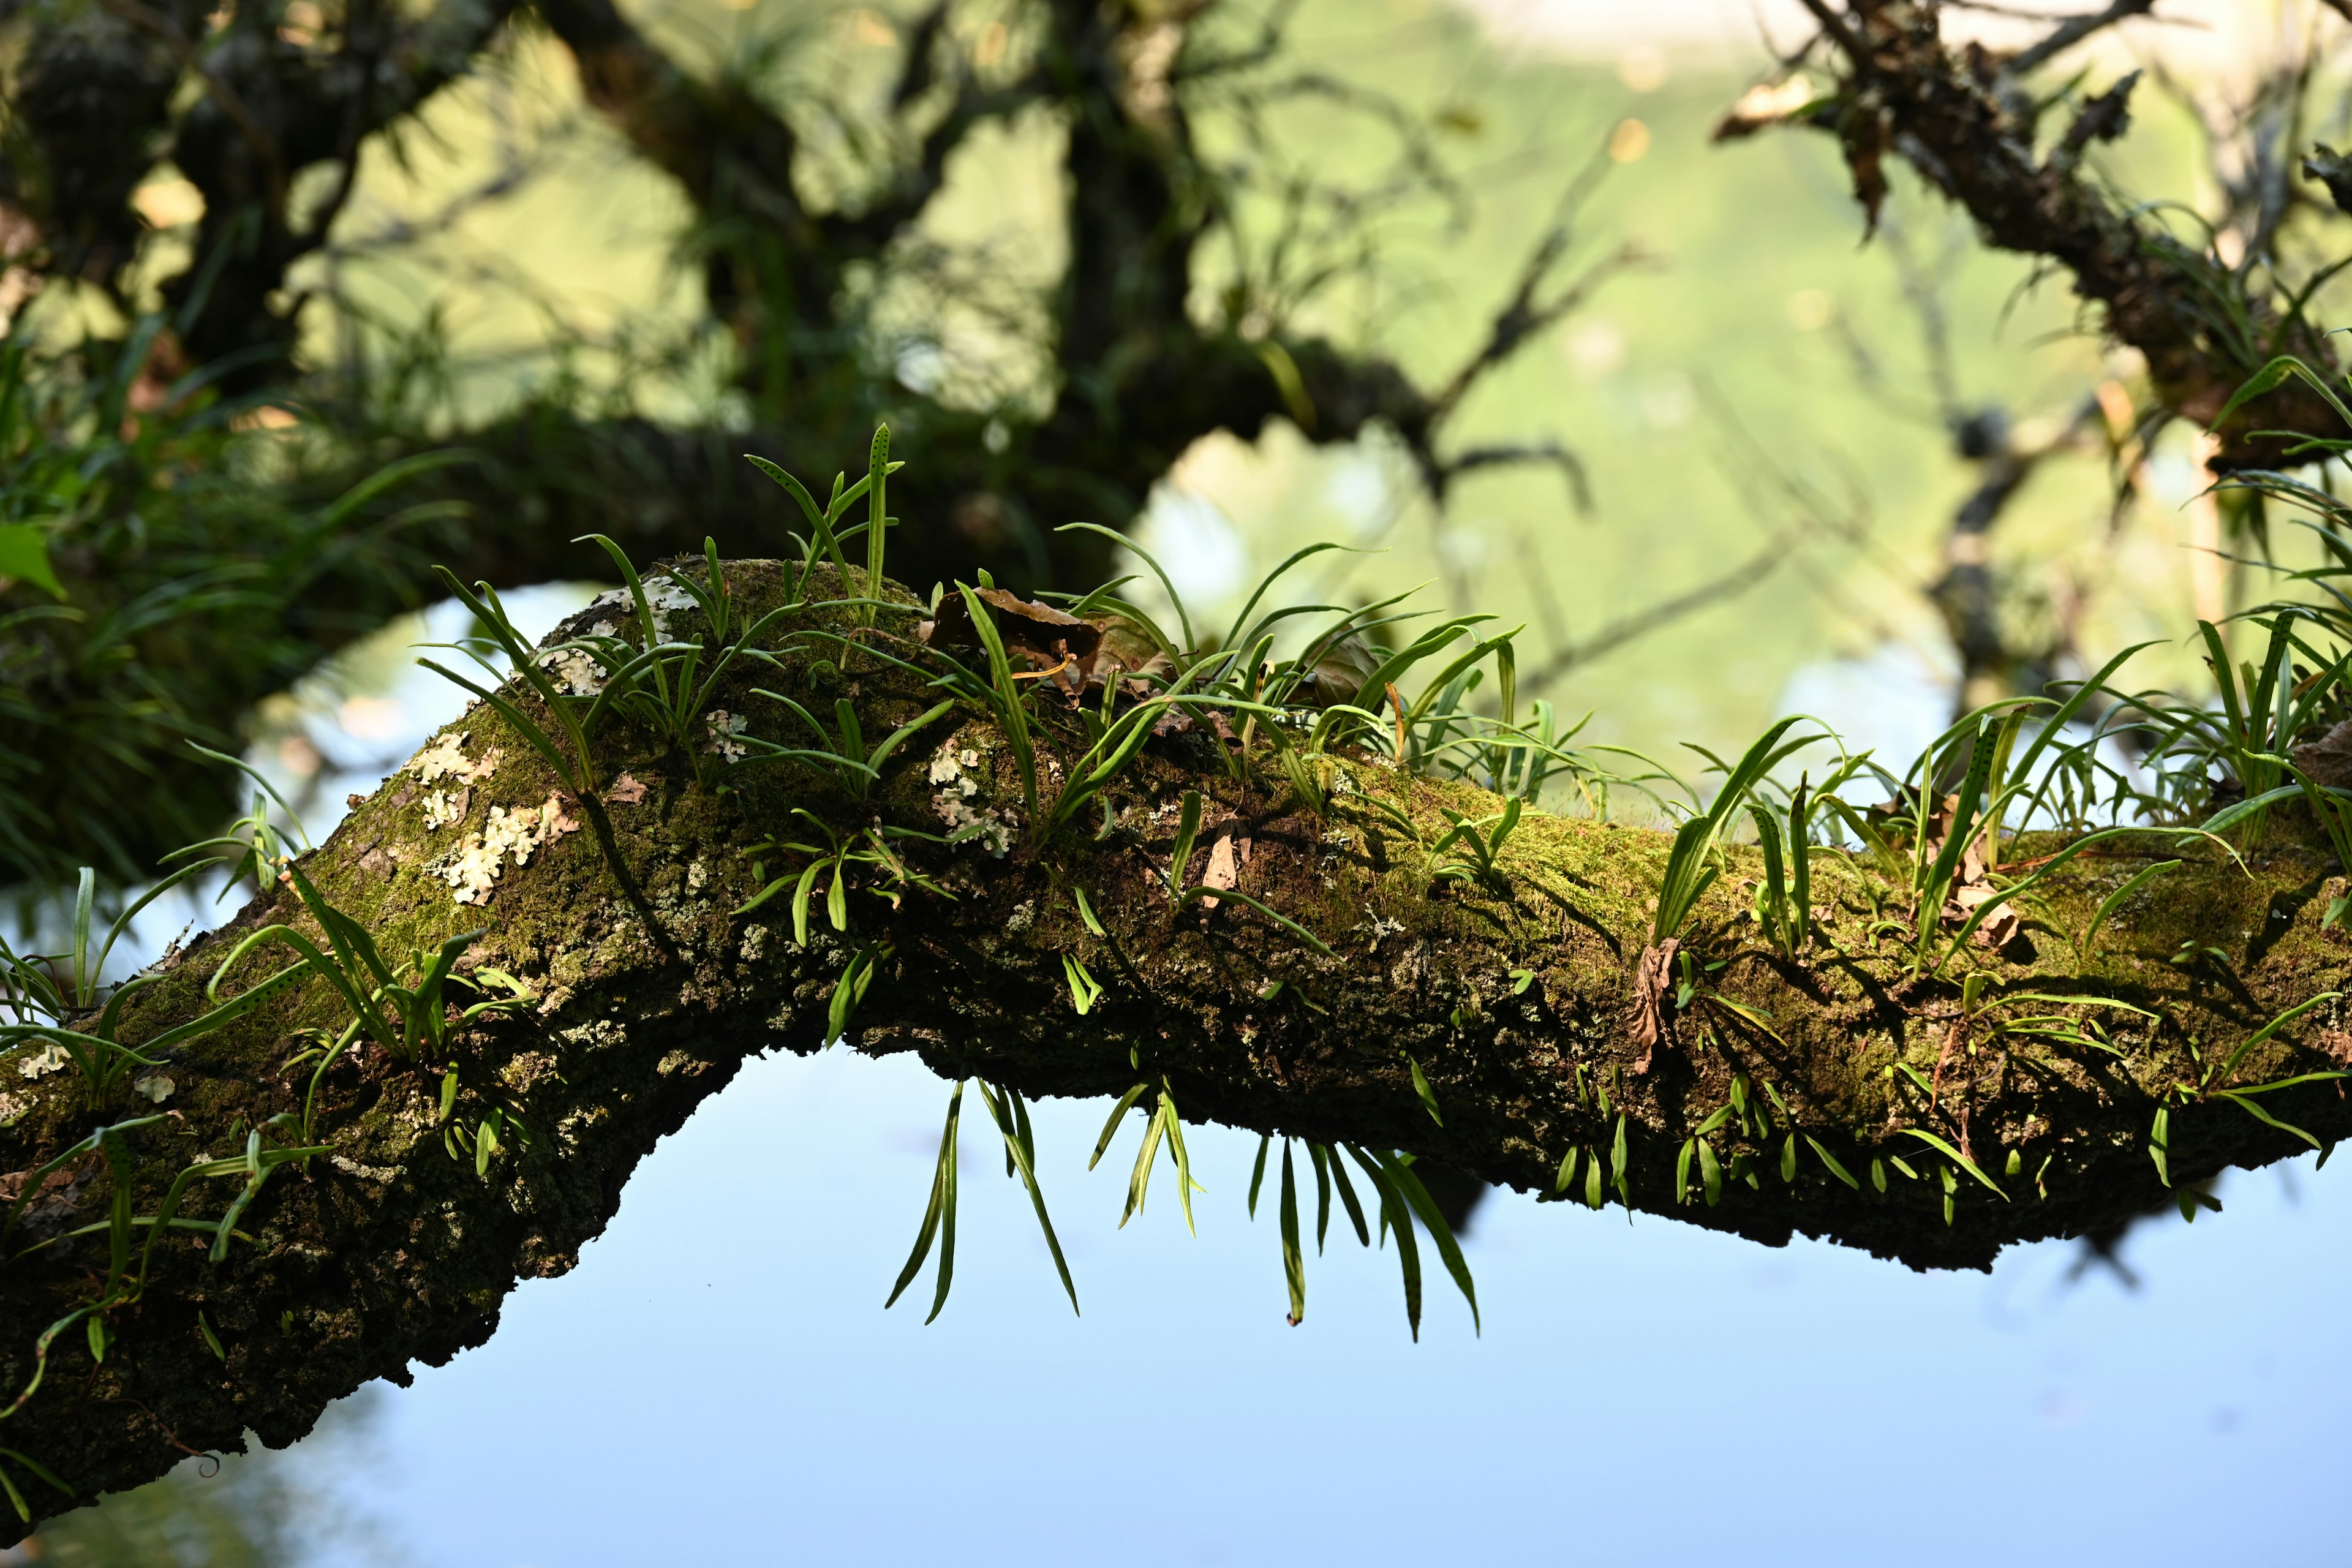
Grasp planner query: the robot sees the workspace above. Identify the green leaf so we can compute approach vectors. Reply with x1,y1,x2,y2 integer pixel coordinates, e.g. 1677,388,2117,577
1610,1112,1629,1204
1308,1140,1333,1251
2214,1085,2334,1150
1167,790,1204,900
1090,1083,1151,1171
0,524,62,599
2212,353,2352,434
1325,1147,1371,1246
974,1082,1077,1315
1381,1153,1480,1334
1405,1054,1443,1125
1280,1142,1306,1325
885,1082,962,1319
1061,953,1104,1015
1805,1136,1861,1189
1160,1085,1202,1237
1345,1148,1425,1340
2078,859,2179,964
1902,1128,2008,1199
1172,884,1336,957
1120,1099,1167,1228
865,423,892,620
2216,991,2342,1084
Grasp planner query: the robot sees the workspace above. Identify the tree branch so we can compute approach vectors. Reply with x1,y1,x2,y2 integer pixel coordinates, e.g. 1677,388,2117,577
4,560,2346,1531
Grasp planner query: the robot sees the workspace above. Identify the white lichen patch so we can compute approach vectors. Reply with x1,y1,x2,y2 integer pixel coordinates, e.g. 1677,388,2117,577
595,580,701,641
538,645,609,697
930,737,1010,854
558,1018,626,1052
17,1042,69,1080
131,1072,175,1102
331,1154,405,1183
938,798,1012,855
687,859,709,892
0,1091,30,1125
646,579,697,639
412,730,503,786
703,710,748,762
423,787,470,831
434,792,581,906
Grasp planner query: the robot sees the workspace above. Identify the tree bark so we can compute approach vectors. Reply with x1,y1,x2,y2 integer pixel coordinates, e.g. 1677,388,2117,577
5,562,2346,1532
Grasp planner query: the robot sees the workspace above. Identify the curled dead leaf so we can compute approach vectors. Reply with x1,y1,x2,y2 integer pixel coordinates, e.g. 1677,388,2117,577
2295,718,2352,790
1195,819,1252,910
1948,884,2021,949
1629,937,1681,1074
925,587,1103,687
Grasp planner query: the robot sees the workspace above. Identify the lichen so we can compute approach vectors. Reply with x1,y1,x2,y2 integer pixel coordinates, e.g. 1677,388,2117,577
15,1042,67,1080
432,792,581,905
412,731,502,785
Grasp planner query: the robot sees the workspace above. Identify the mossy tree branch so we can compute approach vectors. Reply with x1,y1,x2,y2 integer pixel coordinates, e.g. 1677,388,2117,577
5,562,2348,1532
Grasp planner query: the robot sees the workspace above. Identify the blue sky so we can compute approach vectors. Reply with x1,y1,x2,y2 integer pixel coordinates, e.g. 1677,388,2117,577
285,1044,2352,1568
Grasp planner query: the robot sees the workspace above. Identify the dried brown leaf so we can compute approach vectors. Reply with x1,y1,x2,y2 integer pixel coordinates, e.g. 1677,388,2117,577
1195,819,1251,910
2294,718,2352,790
1629,937,1681,1074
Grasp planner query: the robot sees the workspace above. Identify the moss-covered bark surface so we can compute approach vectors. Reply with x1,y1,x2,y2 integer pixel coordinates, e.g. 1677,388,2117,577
4,561,2350,1532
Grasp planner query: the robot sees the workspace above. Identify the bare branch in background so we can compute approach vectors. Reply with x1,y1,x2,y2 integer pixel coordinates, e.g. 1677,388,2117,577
2004,0,2158,80
1520,523,1821,695
1727,0,2351,470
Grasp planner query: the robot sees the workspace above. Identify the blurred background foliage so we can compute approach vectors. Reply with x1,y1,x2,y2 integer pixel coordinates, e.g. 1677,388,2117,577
4,0,2292,891
0,1394,386,1566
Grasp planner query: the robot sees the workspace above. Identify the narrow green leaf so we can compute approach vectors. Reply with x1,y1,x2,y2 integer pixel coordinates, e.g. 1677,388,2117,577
1090,1082,1150,1171
2217,990,2343,1083
1280,1142,1306,1325
1405,1054,1443,1126
976,1082,1077,1315
1902,1128,2008,1199
1381,1153,1479,1334
923,1082,962,1325
885,1082,959,1314
1326,1145,1371,1246
1806,1136,1861,1189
